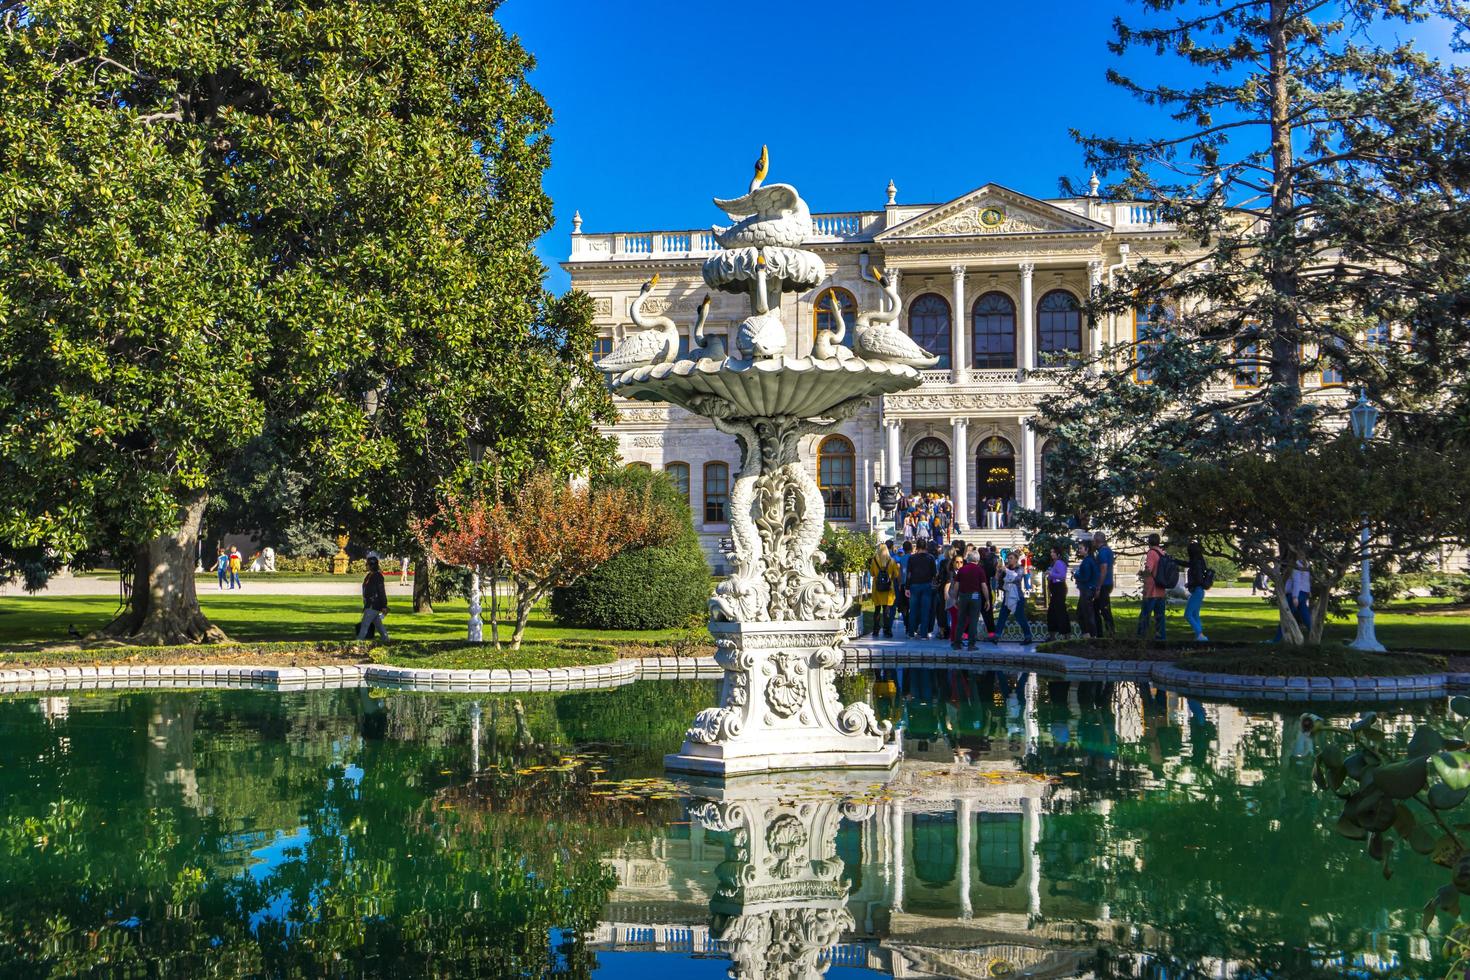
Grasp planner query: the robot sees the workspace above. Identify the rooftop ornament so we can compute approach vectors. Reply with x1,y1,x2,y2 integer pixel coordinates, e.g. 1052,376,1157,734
600,147,939,775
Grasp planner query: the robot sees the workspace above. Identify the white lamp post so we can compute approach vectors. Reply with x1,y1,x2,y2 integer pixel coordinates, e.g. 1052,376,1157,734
1347,390,1385,652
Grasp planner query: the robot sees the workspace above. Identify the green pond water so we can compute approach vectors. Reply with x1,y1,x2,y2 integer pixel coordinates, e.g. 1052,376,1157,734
0,670,1454,978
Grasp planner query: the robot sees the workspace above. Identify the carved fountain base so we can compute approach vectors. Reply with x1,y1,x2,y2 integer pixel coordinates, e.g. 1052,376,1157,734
665,620,900,776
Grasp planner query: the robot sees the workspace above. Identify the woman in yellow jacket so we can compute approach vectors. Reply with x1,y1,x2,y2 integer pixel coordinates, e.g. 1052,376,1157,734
868,544,902,638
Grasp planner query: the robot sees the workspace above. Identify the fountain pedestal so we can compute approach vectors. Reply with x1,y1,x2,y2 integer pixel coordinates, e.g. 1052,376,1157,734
666,620,898,775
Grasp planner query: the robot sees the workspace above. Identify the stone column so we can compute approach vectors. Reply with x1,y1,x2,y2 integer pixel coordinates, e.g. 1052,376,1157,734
890,800,906,913
1023,795,1042,919
884,418,902,487
1018,262,1036,375
1087,259,1105,362
1021,416,1037,511
950,265,968,384
950,417,969,530
956,797,973,919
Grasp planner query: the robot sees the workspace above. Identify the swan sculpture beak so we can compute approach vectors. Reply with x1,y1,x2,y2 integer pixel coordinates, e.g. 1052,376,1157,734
701,294,712,310
650,273,660,287
754,145,769,182
870,266,885,285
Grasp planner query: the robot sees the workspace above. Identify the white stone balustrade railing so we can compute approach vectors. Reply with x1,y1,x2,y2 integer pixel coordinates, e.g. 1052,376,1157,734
1113,202,1174,230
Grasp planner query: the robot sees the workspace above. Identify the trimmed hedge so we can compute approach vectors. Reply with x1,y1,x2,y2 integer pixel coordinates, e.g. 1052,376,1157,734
551,465,712,630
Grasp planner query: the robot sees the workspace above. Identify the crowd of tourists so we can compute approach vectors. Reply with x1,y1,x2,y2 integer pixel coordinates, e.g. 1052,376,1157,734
892,491,956,545
867,531,1220,647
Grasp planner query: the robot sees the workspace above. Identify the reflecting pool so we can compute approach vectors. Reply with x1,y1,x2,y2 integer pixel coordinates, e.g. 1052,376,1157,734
0,671,1451,978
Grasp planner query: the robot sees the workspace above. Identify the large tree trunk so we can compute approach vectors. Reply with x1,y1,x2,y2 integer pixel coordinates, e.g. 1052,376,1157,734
1271,567,1305,646
98,491,227,646
412,552,434,613
1265,0,1303,429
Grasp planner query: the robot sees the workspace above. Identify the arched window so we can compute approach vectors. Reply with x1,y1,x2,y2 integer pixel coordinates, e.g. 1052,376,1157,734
817,435,856,521
911,812,957,886
907,293,952,370
627,461,652,470
910,437,950,495
971,292,1016,369
975,436,1015,501
813,287,857,348
703,462,729,524
665,461,690,504
1134,303,1172,383
1037,290,1083,364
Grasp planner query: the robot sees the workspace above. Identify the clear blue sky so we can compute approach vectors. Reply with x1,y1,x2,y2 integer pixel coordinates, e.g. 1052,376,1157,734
498,1,1460,293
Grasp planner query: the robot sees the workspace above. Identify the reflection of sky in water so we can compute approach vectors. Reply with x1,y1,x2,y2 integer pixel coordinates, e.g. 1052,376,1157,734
247,826,311,931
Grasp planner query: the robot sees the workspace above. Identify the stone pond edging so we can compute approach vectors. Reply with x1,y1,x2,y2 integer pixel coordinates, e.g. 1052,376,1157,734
0,650,1461,701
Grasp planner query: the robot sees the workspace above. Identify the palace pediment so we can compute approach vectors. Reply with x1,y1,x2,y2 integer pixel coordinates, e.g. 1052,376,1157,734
874,184,1110,242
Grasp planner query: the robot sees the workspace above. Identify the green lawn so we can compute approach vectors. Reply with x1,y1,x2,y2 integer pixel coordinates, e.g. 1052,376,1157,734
0,593,689,650
1109,595,1470,651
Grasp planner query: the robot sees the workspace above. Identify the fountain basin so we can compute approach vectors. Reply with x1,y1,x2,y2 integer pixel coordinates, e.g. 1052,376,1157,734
611,354,919,420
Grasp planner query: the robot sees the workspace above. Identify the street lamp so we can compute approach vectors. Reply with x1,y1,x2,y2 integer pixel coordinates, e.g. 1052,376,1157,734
1347,389,1385,652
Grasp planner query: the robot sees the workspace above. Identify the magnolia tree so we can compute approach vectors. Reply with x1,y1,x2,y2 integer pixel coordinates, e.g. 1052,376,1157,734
418,472,670,649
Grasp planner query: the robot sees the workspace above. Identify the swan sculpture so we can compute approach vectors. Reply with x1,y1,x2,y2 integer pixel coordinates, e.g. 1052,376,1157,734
853,267,939,368
711,145,812,250
812,288,852,361
687,294,727,361
735,253,786,358
597,274,680,375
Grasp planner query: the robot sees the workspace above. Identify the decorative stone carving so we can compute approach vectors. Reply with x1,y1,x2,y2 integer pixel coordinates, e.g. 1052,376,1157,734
629,435,664,447
592,296,613,316
682,771,885,980
599,150,905,776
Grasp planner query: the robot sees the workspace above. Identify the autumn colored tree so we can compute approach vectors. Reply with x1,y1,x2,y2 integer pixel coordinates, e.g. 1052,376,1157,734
414,495,511,646
420,472,670,650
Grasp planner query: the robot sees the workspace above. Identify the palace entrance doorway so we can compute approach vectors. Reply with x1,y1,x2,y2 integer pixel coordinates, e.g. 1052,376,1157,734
975,436,1015,529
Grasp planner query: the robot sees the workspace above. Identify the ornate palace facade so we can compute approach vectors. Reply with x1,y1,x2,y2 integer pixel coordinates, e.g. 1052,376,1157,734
565,180,1220,568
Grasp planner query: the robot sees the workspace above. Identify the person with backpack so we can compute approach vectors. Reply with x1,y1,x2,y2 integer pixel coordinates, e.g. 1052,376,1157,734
1184,540,1212,642
1136,532,1171,642
868,544,901,638
987,552,1034,645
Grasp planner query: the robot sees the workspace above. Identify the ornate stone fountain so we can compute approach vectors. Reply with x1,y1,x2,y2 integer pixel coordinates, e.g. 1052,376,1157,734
600,148,936,775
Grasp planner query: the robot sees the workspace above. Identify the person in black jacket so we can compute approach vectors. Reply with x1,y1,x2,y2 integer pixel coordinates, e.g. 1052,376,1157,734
357,553,390,640
1184,540,1209,642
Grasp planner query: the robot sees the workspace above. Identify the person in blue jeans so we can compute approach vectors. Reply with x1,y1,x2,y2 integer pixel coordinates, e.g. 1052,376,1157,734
987,553,1034,644
1184,540,1209,641
214,549,230,590
904,545,938,638
1136,533,1167,642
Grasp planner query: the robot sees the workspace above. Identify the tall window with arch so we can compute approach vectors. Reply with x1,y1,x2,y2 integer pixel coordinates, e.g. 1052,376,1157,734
1134,302,1172,383
665,461,690,505
703,462,729,524
816,435,856,521
907,294,952,370
910,437,950,495
1037,290,1083,364
813,287,857,349
971,292,1017,369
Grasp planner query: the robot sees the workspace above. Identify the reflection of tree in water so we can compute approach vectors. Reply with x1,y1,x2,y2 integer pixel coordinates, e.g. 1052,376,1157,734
0,689,631,978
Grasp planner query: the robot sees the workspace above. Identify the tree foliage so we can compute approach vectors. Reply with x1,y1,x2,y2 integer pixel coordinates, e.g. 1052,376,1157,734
1034,0,1470,642
551,466,710,631
0,0,613,640
1142,434,1469,643
419,471,671,649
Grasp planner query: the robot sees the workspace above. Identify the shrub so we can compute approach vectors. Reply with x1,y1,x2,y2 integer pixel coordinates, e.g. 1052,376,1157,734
550,466,711,630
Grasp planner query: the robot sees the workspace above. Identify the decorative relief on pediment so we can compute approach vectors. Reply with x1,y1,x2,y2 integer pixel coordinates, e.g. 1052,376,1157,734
884,391,1046,412
916,202,1078,237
